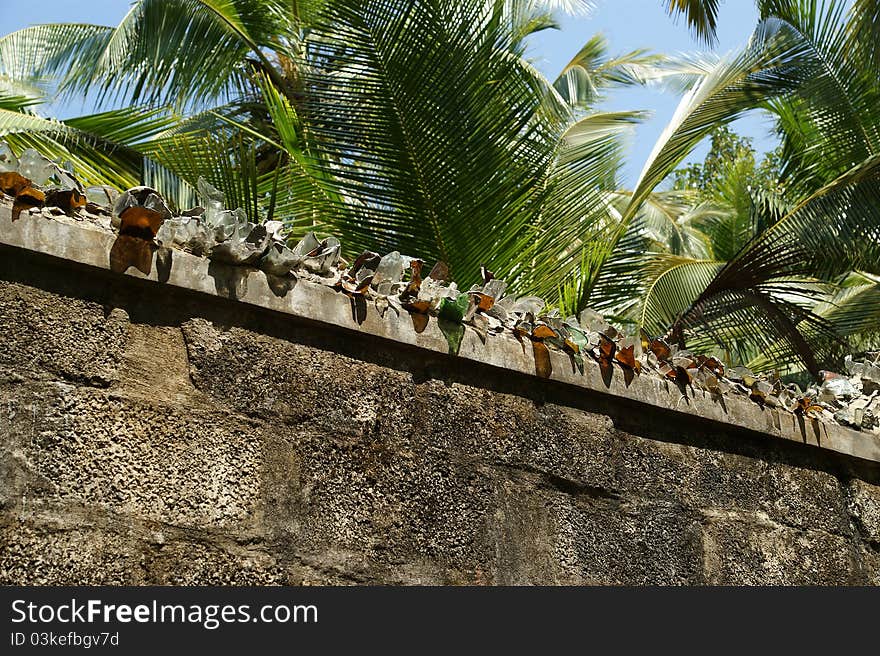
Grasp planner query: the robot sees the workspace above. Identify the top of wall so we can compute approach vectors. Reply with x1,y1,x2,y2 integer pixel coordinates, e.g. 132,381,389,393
2,199,880,464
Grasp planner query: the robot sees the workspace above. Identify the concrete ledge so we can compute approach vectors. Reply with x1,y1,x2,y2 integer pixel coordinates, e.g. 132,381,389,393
2,204,879,464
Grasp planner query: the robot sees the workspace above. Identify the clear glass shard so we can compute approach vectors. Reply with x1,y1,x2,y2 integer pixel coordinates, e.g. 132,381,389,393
263,220,285,241
292,232,320,262
142,192,172,219
197,176,225,205
511,296,545,316
374,251,405,285
356,267,375,284
820,376,857,401
298,236,341,274
211,211,239,242
56,165,80,191
85,185,119,206
376,281,395,297
204,200,226,226
0,142,17,172
482,278,507,300
18,148,55,185
260,242,298,276
578,307,608,332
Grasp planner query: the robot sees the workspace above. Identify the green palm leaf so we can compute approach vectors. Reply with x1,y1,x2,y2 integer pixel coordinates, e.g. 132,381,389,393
0,1,296,109
0,93,176,188
664,0,721,44
294,0,573,283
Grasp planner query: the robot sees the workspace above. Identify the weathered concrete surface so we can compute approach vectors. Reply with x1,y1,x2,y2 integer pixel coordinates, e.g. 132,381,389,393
2,203,878,464
1,212,880,584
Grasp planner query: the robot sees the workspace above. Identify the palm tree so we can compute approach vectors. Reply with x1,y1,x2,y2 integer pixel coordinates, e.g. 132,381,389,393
0,0,660,289
584,0,880,375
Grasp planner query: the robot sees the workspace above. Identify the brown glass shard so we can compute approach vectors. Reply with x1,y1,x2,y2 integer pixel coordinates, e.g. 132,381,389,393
355,275,374,294
598,333,616,360
641,328,671,361
598,355,613,387
2,172,45,220
109,235,153,275
531,324,556,340
0,171,30,196
675,365,692,384
794,396,824,418
109,204,166,274
410,311,429,333
45,188,87,215
615,344,640,373
406,299,431,315
695,354,725,377
427,260,449,281
350,250,381,276
11,187,45,221
532,340,552,379
401,259,423,298
119,205,164,239
470,291,495,313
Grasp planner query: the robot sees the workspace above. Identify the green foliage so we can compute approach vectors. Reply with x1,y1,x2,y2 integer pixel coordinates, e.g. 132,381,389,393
664,0,722,44
670,126,779,194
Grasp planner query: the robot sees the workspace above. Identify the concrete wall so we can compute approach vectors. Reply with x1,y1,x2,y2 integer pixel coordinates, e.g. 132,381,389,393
2,233,880,584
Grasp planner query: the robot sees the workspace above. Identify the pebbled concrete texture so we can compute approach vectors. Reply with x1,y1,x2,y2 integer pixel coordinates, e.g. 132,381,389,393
0,280,129,387
2,213,880,584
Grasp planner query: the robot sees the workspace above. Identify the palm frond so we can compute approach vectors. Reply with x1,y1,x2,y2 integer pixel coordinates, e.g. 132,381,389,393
295,0,571,284
0,1,295,109
516,110,644,304
672,154,880,372
0,93,175,188
552,34,665,109
664,0,721,44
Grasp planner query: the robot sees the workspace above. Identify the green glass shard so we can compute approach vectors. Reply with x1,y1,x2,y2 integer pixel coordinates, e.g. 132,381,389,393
566,326,590,351
438,318,465,356
438,293,469,323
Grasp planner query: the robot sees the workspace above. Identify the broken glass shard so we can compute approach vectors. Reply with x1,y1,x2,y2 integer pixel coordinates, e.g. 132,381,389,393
263,220,285,241
376,281,395,297
438,293,469,322
210,210,239,242
291,232,320,265
510,296,545,316
482,278,507,300
197,176,226,205
0,142,17,172
427,260,449,281
373,251,405,285
303,236,341,274
820,376,857,402
470,313,489,344
210,223,270,265
55,165,80,191
17,148,54,185
729,366,756,387
113,187,172,221
85,185,119,206
260,242,298,276
438,318,465,355
578,308,607,332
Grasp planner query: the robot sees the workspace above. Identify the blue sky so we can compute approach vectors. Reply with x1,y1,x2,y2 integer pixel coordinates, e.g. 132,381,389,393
2,0,776,186
529,0,774,184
